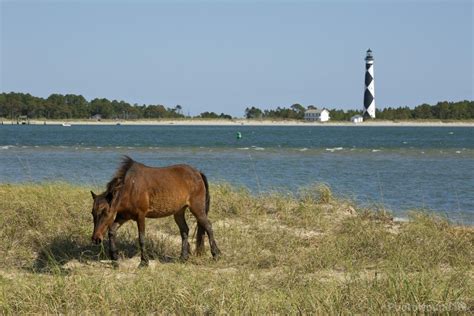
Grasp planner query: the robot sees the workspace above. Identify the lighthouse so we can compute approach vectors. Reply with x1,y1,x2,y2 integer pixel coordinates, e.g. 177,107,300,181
363,49,376,119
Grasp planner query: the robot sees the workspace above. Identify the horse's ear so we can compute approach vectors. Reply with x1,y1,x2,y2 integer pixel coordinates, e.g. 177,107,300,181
91,191,97,199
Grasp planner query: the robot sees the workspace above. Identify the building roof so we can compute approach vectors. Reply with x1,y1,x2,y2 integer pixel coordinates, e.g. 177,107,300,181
305,108,328,114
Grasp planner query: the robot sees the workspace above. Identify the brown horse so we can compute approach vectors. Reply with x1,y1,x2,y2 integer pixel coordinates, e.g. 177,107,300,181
90,156,220,267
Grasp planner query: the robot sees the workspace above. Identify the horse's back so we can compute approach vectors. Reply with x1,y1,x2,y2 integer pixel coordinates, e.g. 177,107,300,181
123,163,205,217
146,163,202,187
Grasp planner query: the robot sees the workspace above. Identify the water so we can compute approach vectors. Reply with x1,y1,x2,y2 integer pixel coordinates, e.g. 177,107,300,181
1,125,473,223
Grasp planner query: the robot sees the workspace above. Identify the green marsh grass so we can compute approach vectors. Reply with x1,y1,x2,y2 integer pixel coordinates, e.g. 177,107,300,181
0,183,472,314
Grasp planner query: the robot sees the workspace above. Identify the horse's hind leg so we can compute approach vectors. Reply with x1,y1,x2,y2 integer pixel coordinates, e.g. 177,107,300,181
190,204,220,259
196,224,206,256
174,208,190,261
198,217,220,259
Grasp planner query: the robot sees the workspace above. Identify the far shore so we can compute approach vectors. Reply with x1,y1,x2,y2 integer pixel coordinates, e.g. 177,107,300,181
2,118,474,127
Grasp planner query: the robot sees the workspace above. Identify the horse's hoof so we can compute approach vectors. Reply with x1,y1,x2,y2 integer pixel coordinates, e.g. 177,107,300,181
195,248,204,256
212,248,221,261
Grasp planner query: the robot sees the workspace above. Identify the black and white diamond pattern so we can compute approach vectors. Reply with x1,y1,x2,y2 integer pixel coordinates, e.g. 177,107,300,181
363,54,375,119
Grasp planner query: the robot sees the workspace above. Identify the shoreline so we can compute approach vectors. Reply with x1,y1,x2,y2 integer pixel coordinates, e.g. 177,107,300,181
3,119,474,127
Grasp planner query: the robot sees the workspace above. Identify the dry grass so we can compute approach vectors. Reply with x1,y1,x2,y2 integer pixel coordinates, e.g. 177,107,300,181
0,183,473,314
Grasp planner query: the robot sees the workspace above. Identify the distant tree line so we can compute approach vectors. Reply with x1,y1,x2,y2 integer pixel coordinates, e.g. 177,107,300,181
374,101,474,120
1,92,472,121
198,112,232,119
245,104,307,119
0,92,234,120
245,100,473,121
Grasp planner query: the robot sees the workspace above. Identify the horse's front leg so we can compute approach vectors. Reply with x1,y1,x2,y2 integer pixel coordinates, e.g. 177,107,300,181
108,217,127,261
137,215,149,267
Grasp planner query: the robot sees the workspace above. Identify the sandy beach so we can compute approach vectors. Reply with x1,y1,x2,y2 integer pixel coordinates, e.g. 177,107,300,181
10,119,474,127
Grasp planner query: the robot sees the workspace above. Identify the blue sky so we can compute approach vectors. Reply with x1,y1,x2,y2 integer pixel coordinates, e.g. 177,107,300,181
1,0,472,116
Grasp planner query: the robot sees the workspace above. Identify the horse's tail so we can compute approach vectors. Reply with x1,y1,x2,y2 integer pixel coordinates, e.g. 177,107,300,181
196,172,210,254
200,172,210,215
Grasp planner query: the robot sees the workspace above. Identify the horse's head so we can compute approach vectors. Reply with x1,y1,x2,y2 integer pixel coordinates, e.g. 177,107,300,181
90,191,115,244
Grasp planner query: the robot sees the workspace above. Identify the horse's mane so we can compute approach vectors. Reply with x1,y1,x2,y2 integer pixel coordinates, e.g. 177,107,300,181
104,155,135,202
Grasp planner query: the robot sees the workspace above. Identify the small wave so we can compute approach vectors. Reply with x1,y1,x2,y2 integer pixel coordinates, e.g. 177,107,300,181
402,141,408,144
299,148,308,152
456,151,461,154
238,147,250,150
372,149,381,152
449,132,454,135
325,147,343,152
253,147,265,151
0,145,14,150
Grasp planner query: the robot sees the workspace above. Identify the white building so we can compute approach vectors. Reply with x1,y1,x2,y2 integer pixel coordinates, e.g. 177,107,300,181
351,115,364,123
304,109,330,122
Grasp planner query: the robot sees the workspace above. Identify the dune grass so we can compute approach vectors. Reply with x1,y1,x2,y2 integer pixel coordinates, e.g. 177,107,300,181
0,183,472,314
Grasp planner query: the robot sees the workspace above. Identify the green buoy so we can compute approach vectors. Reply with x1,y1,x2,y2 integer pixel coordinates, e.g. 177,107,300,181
236,132,242,140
